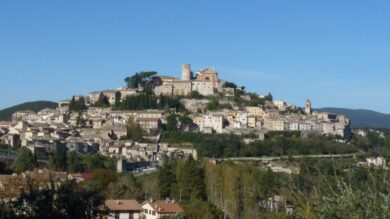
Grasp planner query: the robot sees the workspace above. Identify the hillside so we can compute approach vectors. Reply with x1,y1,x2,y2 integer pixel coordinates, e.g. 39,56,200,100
316,107,390,129
0,101,58,121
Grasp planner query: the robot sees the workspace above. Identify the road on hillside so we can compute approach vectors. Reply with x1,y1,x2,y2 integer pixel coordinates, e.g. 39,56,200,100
134,167,158,177
212,152,364,162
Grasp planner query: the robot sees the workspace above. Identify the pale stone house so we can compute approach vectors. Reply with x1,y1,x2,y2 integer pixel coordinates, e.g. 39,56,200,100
141,199,184,219
245,106,266,117
203,114,224,133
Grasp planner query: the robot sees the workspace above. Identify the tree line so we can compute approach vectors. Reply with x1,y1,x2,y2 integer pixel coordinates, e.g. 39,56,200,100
118,93,185,111
161,131,357,158
12,147,115,174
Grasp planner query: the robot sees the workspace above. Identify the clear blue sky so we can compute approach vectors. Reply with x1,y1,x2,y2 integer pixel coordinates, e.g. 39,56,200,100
1,1,390,113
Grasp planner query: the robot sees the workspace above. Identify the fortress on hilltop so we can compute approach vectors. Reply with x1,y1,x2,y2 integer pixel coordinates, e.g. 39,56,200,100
154,64,222,96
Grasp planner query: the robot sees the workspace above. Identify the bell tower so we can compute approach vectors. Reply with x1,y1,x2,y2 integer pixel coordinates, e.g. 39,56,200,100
305,99,312,115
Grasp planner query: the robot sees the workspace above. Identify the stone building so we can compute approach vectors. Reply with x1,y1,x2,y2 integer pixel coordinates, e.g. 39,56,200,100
89,88,138,106
153,64,220,96
194,68,219,88
202,114,224,133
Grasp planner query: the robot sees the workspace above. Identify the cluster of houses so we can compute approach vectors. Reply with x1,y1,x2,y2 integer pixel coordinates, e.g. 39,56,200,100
188,100,351,139
0,107,197,171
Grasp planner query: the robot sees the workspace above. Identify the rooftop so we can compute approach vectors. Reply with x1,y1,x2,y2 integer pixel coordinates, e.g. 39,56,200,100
105,199,143,211
143,200,184,214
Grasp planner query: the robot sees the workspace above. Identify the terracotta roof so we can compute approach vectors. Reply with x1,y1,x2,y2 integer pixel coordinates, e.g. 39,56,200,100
144,200,184,214
105,200,143,211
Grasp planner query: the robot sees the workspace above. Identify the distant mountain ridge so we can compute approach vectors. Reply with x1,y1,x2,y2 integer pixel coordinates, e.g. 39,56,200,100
0,101,58,121
316,107,390,129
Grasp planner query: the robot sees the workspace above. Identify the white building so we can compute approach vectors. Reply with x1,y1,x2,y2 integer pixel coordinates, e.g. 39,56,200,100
235,111,248,128
141,200,184,219
273,100,287,111
202,114,224,133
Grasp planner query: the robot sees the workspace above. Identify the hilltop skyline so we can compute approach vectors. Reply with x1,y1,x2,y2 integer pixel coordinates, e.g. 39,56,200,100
1,1,390,113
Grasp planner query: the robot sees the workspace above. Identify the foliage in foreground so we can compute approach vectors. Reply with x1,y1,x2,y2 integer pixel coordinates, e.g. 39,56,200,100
0,181,105,219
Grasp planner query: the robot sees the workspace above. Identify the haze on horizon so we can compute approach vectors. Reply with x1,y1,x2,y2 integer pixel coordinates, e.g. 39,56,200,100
0,1,389,113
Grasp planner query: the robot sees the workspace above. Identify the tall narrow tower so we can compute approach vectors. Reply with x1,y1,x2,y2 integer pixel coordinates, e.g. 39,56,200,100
305,99,312,115
181,64,192,81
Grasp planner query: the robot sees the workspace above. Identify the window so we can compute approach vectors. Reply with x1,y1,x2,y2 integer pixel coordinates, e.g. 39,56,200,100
152,211,156,216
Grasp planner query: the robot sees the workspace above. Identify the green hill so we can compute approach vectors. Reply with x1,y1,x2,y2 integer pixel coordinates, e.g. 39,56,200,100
316,107,390,129
0,101,58,121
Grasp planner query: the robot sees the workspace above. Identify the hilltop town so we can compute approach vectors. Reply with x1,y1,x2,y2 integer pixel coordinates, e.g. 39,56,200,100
2,1,390,217
0,64,352,169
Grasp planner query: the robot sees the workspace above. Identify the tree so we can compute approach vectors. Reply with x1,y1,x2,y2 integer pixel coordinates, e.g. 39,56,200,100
13,147,36,173
188,91,204,99
82,154,115,172
158,157,177,198
69,96,86,111
67,151,82,173
223,81,238,89
0,181,106,219
94,93,110,107
115,91,121,106
207,100,220,111
76,112,86,128
178,156,205,201
49,146,67,171
108,130,118,140
126,118,144,141
124,71,157,88
178,115,193,130
265,92,273,101
0,160,6,174
69,96,76,110
85,169,118,193
119,93,183,111
166,114,178,131
107,174,144,200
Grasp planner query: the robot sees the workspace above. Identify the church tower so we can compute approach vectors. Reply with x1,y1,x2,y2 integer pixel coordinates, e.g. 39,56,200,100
181,64,192,81
305,99,312,115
